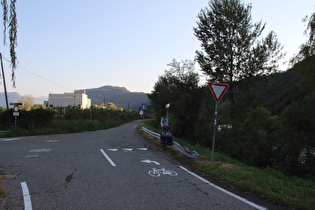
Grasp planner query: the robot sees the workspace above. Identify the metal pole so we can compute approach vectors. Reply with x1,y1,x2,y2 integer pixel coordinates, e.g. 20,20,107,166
14,116,17,130
0,53,9,109
211,102,218,162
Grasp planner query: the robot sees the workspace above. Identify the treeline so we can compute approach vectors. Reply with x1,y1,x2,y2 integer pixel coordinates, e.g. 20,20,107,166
149,56,315,179
0,106,138,135
148,0,315,179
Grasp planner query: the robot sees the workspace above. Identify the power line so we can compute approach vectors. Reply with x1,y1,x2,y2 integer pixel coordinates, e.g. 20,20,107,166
2,57,73,92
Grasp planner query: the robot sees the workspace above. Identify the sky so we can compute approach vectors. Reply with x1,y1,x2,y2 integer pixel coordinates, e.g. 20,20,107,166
0,0,314,99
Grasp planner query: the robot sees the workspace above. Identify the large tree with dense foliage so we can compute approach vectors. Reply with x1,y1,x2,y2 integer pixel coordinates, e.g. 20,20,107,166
148,59,201,138
194,0,284,117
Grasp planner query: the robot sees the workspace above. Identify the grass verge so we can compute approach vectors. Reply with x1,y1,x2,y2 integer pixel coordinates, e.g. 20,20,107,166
138,120,315,209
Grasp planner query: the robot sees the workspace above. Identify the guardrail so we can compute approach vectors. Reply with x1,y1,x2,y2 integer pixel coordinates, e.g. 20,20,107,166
141,126,199,159
141,126,160,139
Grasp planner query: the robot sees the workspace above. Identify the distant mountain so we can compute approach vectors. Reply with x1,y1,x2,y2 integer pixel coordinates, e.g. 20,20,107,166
0,92,20,107
76,85,149,110
0,86,148,110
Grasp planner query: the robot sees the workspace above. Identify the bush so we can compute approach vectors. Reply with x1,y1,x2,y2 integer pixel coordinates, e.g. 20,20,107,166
216,107,282,168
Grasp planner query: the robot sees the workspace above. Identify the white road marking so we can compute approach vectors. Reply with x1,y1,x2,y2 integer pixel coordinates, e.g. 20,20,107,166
25,155,40,158
100,149,116,167
45,140,60,143
179,166,267,210
28,149,52,153
141,160,160,165
20,182,32,210
107,148,148,152
108,149,118,151
0,137,22,142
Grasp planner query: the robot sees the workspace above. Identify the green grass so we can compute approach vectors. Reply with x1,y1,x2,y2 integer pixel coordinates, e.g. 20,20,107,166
138,120,315,209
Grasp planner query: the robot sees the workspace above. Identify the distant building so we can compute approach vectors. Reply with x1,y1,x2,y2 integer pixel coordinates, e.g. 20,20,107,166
48,92,91,109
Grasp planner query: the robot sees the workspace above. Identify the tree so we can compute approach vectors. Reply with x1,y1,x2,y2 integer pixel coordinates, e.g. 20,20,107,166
194,0,284,117
148,59,201,138
1,0,18,86
19,94,34,111
107,102,117,110
291,11,315,64
290,11,315,93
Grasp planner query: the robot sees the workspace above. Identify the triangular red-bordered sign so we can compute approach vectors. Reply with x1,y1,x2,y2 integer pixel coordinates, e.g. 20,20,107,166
207,82,229,103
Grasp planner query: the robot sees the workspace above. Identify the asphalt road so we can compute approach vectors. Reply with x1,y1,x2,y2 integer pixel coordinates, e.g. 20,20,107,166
0,120,266,209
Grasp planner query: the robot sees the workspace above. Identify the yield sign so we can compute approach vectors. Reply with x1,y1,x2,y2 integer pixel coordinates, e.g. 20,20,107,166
207,82,229,103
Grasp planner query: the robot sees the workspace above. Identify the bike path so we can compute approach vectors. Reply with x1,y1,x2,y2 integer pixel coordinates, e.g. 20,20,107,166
1,120,264,209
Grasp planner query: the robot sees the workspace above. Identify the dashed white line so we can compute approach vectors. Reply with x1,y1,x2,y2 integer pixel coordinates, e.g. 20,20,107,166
100,149,116,167
178,166,267,210
108,149,118,151
45,140,60,143
0,137,22,142
20,182,32,210
28,149,52,153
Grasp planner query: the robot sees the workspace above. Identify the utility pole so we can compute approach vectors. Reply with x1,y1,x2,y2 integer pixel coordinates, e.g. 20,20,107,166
0,53,9,109
73,90,77,106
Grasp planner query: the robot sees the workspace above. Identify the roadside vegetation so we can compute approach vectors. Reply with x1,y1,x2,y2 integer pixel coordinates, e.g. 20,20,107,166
145,4,315,207
0,106,139,137
138,120,315,209
148,0,315,182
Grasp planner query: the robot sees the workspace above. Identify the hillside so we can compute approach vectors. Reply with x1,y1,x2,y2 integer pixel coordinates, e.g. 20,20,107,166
76,85,149,110
0,92,20,107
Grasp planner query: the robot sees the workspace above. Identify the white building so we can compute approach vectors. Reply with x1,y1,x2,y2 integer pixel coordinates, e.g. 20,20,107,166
48,92,91,109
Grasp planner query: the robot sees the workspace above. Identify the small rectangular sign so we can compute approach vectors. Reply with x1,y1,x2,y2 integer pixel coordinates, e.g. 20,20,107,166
141,103,147,110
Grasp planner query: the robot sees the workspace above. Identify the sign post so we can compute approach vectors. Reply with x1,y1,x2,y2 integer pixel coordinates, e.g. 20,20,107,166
139,109,144,118
10,103,23,130
165,103,170,120
207,82,229,162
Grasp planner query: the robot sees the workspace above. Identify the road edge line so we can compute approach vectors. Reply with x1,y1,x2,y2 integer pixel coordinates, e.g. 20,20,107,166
178,166,266,210
20,182,32,210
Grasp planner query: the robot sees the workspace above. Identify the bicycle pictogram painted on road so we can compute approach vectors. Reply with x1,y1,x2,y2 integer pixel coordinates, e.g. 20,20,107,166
148,168,178,177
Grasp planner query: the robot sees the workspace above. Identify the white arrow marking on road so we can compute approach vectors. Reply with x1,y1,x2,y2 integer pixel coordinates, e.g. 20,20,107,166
141,160,160,165
137,148,148,151
108,149,118,151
